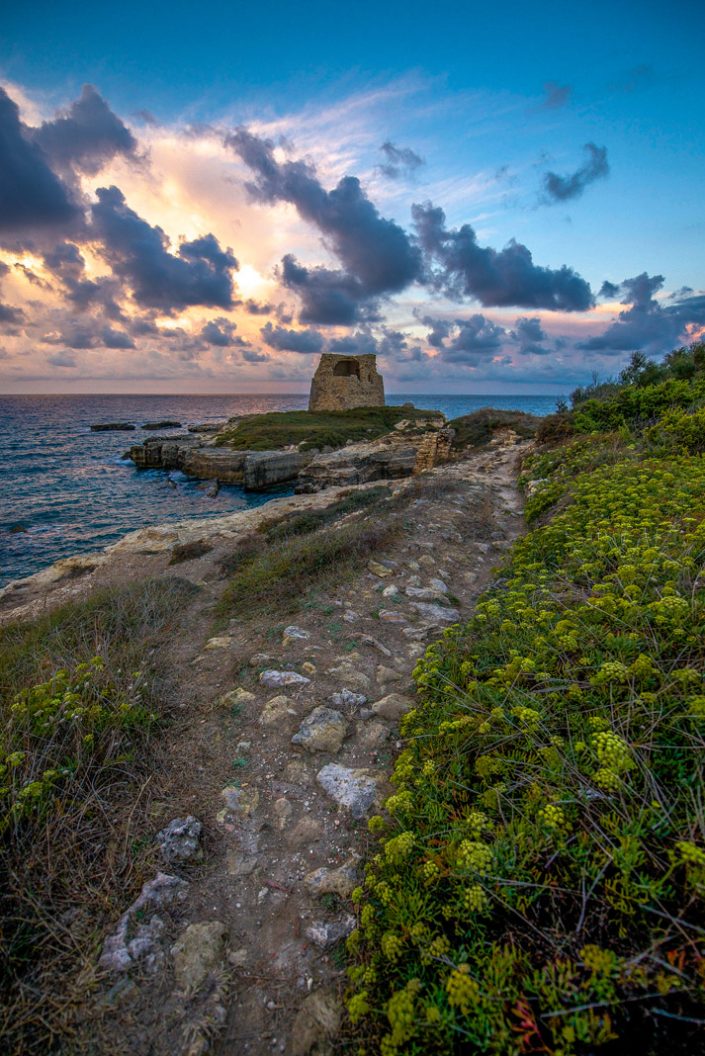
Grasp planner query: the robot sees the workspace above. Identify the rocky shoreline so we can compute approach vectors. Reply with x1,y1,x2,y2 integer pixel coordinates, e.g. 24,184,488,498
124,410,454,493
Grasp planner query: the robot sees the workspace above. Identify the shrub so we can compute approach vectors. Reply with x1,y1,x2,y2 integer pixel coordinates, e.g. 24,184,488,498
348,441,705,1055
449,408,540,450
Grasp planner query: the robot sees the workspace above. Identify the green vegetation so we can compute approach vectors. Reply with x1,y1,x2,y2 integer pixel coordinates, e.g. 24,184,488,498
0,578,193,1054
257,485,390,542
348,348,705,1055
449,407,540,450
538,342,705,442
218,487,401,620
213,405,441,451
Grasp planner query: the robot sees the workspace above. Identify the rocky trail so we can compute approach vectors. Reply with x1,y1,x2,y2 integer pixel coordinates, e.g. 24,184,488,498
3,434,530,1056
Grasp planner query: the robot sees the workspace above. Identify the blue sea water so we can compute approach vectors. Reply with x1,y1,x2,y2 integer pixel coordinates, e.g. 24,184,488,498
0,393,558,588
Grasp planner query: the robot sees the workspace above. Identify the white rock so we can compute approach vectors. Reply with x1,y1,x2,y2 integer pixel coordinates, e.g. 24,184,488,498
156,816,202,864
316,764,379,819
99,873,189,973
430,578,449,594
283,625,311,640
305,915,356,948
410,602,460,623
330,689,367,709
260,669,311,688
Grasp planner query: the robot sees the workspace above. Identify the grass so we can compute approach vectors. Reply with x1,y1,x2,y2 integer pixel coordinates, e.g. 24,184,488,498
448,408,540,450
217,512,401,621
0,577,195,1055
213,406,442,452
346,360,705,1054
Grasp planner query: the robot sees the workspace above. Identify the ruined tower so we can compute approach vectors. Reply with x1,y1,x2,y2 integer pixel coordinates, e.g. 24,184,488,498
308,354,385,412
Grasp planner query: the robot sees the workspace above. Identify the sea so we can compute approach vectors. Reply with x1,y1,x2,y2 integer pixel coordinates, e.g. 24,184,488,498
0,393,558,588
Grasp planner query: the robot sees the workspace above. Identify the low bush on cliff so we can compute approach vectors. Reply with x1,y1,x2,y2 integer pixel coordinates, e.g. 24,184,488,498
0,577,192,1053
214,406,440,451
538,342,705,443
449,408,540,450
347,427,705,1054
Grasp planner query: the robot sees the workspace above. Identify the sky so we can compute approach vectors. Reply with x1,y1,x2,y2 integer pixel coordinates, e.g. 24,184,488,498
0,0,703,395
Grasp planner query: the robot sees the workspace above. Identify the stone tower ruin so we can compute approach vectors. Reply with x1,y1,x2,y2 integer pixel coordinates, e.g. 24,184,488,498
308,353,385,412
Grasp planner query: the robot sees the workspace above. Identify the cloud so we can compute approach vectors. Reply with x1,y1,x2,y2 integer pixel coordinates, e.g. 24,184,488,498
538,82,572,110
244,298,271,315
42,239,125,318
422,314,506,362
413,200,594,311
32,85,137,176
226,127,422,319
327,331,378,355
511,315,551,355
0,87,79,236
260,320,325,354
91,185,239,311
102,326,135,349
0,302,25,325
242,347,270,363
201,317,238,346
280,254,374,325
543,143,609,203
47,351,77,367
582,273,705,354
378,140,425,180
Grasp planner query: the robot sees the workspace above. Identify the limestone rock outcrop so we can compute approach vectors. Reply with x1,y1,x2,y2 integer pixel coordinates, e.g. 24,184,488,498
308,353,384,412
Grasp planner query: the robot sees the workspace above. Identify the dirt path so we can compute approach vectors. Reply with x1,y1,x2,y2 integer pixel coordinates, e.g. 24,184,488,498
96,435,529,1056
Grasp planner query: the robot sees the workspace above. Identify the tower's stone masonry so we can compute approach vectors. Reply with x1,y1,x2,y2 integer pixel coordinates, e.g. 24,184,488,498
308,354,385,412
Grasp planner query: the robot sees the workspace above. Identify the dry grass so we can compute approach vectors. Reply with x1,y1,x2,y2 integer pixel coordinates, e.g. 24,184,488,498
0,577,196,1055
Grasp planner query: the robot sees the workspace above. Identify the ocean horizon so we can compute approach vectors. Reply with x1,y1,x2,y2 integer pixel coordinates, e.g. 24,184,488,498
0,392,559,587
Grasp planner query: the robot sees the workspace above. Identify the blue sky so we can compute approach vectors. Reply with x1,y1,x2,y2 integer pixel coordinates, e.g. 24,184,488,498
0,0,703,393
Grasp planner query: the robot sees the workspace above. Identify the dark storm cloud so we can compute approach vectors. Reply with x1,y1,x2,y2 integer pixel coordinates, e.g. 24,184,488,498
91,186,238,311
0,87,79,235
327,331,378,355
543,143,609,203
201,318,238,346
413,200,593,311
47,351,77,367
102,326,135,348
42,240,125,319
260,321,325,354
581,273,705,354
243,348,270,363
226,128,422,320
538,82,572,110
417,314,451,349
599,280,621,299
378,141,425,180
444,315,505,360
0,302,24,325
420,313,506,361
244,298,272,315
511,315,551,355
280,254,375,325
33,85,137,176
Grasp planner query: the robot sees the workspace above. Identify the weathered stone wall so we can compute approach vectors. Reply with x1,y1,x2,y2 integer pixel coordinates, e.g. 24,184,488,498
308,354,385,412
413,427,455,474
